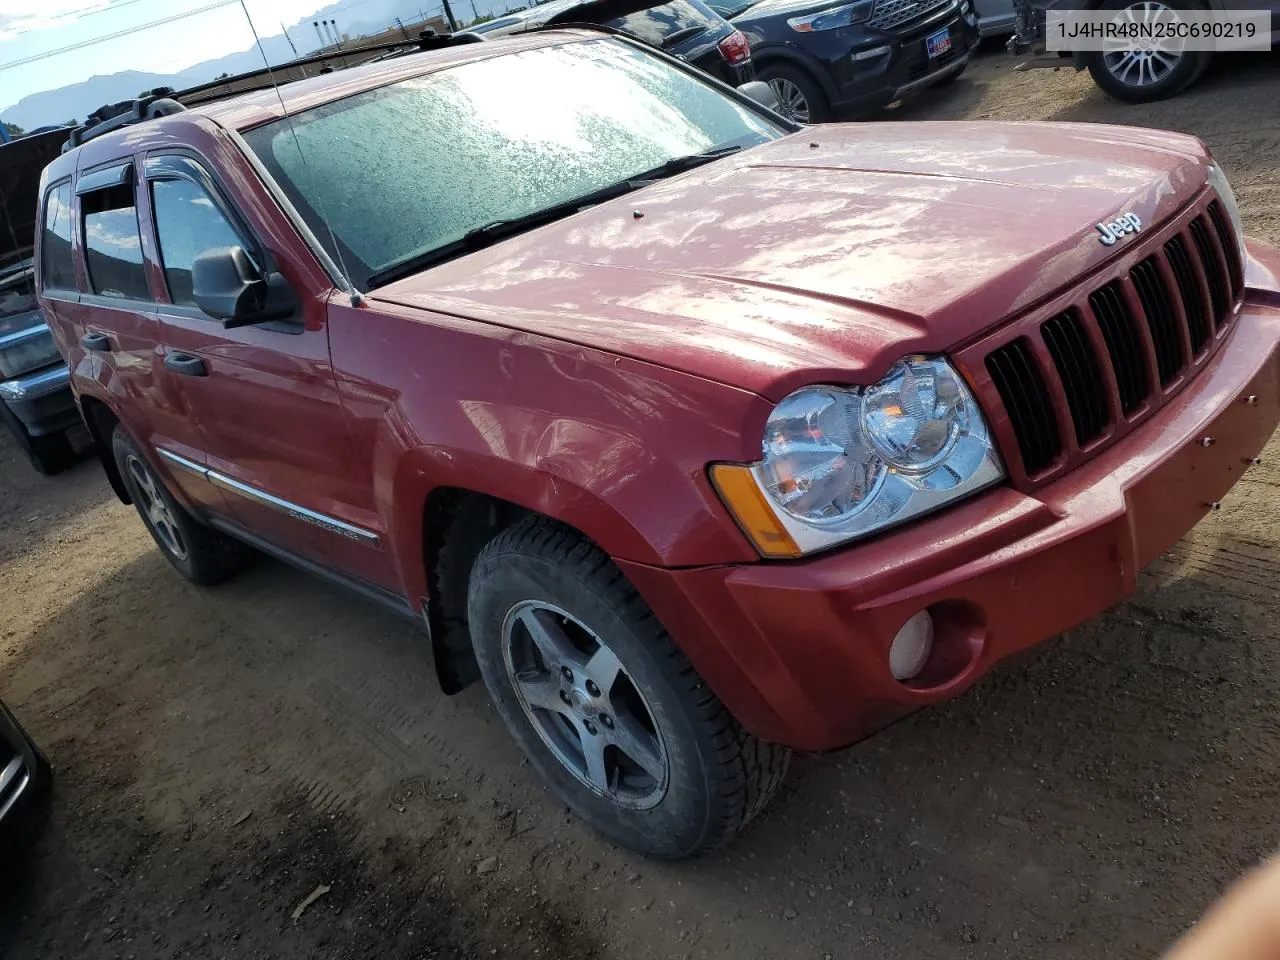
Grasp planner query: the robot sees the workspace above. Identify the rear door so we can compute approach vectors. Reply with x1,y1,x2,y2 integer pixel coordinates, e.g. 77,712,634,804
57,162,226,514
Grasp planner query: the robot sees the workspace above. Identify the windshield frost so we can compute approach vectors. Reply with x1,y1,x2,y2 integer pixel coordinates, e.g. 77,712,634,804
244,39,783,288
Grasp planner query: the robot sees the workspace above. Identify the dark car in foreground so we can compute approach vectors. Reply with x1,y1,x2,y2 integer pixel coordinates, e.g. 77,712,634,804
463,0,755,84
1,128,81,474
0,698,50,847
34,29,1280,858
709,0,979,120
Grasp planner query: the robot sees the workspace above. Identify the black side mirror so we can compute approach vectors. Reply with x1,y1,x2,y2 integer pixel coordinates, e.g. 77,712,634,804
192,246,296,329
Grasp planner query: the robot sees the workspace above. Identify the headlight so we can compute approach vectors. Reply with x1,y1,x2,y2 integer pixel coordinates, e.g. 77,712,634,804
1206,163,1245,251
712,356,1004,557
787,0,874,31
0,326,62,380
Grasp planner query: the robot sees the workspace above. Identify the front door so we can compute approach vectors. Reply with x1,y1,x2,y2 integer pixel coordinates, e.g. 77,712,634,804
140,153,393,588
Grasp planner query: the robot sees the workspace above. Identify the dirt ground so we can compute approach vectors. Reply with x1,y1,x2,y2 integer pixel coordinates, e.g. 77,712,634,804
3,45,1280,960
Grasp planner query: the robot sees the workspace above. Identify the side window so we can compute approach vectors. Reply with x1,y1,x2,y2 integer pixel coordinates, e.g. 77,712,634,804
82,182,151,301
151,178,245,307
41,182,76,292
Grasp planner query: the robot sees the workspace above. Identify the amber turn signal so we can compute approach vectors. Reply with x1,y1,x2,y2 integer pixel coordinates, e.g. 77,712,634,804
709,464,802,559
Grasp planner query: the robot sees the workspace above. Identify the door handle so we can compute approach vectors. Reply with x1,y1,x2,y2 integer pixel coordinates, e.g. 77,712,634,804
81,331,111,352
164,352,208,377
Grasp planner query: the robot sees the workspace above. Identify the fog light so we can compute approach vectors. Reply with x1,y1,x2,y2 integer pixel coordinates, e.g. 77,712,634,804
852,44,892,61
889,611,934,680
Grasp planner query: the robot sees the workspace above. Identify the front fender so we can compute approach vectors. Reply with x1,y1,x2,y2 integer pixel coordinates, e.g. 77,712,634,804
329,299,773,606
386,439,670,606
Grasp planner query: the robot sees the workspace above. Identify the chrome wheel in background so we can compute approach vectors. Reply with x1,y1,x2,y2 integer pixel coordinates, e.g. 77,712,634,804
767,77,812,123
1102,1,1185,88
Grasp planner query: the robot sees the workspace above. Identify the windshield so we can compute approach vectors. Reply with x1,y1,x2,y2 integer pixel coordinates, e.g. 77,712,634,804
243,38,784,289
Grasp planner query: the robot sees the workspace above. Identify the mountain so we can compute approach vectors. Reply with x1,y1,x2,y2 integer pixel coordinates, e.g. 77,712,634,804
0,0,501,130
2,71,186,129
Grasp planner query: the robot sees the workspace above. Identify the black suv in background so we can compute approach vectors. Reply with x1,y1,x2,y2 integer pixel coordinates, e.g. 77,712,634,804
1,127,82,474
464,0,756,85
709,0,978,120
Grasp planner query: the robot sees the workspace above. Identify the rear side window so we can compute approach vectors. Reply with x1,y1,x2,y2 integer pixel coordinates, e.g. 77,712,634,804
83,182,150,301
150,178,244,307
605,0,722,45
41,182,76,292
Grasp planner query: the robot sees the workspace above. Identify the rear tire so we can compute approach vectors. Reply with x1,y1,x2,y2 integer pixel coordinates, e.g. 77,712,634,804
1083,0,1210,103
467,516,790,858
758,63,831,123
111,426,251,585
0,405,77,475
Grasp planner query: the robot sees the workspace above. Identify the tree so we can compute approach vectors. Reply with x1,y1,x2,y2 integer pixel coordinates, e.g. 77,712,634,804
2,121,24,139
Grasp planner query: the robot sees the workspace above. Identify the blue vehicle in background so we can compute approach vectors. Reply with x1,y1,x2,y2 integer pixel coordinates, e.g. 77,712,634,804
707,0,979,121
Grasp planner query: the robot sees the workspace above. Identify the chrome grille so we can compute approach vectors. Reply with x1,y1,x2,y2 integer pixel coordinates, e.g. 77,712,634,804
971,195,1243,484
867,0,953,31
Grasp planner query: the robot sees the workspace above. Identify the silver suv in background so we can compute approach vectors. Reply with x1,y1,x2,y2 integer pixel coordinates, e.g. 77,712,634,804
1,128,81,474
1009,0,1280,102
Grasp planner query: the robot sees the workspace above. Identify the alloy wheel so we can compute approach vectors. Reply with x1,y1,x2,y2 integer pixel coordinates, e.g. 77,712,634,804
767,77,811,124
501,600,668,810
1102,1,1185,87
126,454,188,560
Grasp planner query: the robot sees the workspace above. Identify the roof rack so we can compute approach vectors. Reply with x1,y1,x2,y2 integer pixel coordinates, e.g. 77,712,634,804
58,29,484,152
173,30,483,106
62,91,187,153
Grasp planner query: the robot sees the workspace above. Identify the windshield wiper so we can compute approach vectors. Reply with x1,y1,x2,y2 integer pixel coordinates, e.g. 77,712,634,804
365,148,745,288
366,178,647,288
632,144,743,181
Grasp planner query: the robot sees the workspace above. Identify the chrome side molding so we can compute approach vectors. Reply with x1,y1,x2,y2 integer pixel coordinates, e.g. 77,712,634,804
155,447,379,545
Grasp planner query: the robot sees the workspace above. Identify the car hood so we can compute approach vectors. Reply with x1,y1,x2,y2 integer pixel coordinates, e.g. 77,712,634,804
371,121,1211,399
726,0,845,21
1,128,70,272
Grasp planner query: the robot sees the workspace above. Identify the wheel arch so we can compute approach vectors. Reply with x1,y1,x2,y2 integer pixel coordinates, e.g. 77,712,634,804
390,449,673,696
78,395,131,504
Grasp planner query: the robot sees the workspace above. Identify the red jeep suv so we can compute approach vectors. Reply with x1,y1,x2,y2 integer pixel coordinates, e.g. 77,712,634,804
35,30,1280,858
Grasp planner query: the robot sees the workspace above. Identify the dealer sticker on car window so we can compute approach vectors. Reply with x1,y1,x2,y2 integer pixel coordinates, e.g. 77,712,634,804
926,27,952,58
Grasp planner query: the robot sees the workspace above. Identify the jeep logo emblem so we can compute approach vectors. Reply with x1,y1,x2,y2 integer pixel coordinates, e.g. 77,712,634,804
1096,212,1143,246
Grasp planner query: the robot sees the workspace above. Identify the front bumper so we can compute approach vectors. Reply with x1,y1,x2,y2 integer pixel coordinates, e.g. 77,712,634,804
620,294,1280,752
828,10,980,113
0,698,50,845
0,363,78,437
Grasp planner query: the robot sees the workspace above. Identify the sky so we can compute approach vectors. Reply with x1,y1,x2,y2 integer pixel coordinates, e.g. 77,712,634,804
0,0,373,112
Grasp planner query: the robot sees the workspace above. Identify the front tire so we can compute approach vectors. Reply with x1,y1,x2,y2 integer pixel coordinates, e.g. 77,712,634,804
111,427,251,585
758,63,831,123
467,517,790,858
1084,0,1210,103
